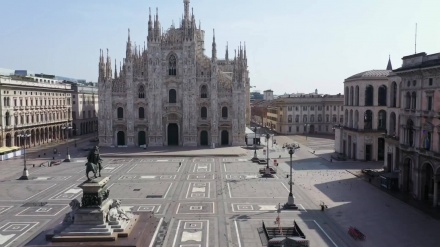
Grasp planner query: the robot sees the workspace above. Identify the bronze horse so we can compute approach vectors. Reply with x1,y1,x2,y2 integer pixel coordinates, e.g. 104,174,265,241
85,146,103,181
85,162,99,181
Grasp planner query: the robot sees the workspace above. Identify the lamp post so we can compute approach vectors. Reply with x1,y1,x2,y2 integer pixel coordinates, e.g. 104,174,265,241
62,123,72,162
305,123,309,140
263,133,273,177
18,131,31,180
253,126,258,159
284,147,298,209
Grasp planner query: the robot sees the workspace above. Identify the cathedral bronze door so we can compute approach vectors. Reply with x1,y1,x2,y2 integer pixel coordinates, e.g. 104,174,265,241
138,131,146,146
117,131,125,146
200,131,208,146
221,130,229,145
167,123,179,146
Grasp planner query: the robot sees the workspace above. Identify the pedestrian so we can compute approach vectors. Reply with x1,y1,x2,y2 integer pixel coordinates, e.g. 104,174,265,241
179,162,181,167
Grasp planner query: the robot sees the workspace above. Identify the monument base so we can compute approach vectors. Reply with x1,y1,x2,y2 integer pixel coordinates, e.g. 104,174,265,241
26,213,161,246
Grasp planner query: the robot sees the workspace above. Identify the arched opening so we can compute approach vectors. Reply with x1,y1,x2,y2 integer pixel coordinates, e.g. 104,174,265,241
138,85,145,98
378,110,387,130
411,92,416,109
200,131,208,146
5,133,11,147
344,86,349,105
378,137,385,161
117,131,125,146
117,107,123,119
391,82,397,107
349,110,353,128
350,86,354,106
364,110,373,130
168,54,177,76
167,123,179,146
221,130,229,145
365,85,374,106
402,158,413,194
421,163,434,202
200,85,208,98
201,107,207,119
221,107,228,118
378,85,387,106
355,86,359,106
354,110,359,129
5,111,10,126
139,107,145,119
169,89,177,103
138,131,146,146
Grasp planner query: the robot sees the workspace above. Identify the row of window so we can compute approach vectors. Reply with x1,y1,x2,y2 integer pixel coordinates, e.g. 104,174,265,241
3,90,68,96
4,111,69,126
115,106,230,119
2,97,71,107
137,86,210,101
287,114,343,123
345,84,392,107
287,105,343,111
287,125,332,133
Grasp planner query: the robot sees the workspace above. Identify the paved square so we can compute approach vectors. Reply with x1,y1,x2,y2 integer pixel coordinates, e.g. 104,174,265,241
127,163,182,173
107,182,172,199
223,162,259,173
227,181,289,198
16,204,69,217
187,174,214,180
0,184,56,201
176,202,215,214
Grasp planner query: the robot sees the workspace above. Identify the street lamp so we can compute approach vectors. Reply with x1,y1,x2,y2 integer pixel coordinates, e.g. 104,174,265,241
305,123,309,140
253,126,258,159
18,131,31,180
284,147,298,209
62,123,73,162
263,133,273,177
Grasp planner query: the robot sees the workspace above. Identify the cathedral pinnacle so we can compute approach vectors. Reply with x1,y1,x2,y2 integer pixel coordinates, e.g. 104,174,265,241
225,42,229,61
212,29,217,61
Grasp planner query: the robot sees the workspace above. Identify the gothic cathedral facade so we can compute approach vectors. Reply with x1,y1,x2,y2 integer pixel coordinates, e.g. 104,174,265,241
98,0,250,147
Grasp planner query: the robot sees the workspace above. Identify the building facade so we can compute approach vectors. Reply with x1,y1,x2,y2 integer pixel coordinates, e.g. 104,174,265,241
98,0,250,147
257,94,344,135
0,75,72,148
392,52,440,205
335,69,392,161
70,83,98,137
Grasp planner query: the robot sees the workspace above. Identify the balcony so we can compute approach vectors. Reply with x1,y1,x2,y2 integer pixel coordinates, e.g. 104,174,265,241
400,144,415,153
165,104,181,113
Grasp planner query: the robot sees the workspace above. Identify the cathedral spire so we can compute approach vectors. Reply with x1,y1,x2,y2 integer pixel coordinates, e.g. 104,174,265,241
184,0,190,21
225,42,229,61
114,59,118,79
386,55,392,70
244,42,247,60
154,8,161,38
126,29,132,59
212,29,217,61
105,48,112,79
148,7,153,40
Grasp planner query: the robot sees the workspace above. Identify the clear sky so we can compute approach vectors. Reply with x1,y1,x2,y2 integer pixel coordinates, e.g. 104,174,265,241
1,0,439,95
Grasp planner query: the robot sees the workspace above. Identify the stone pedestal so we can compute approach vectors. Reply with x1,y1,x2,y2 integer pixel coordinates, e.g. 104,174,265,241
47,177,139,243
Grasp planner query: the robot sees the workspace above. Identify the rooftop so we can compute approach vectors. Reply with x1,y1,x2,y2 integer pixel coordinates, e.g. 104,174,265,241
346,70,391,81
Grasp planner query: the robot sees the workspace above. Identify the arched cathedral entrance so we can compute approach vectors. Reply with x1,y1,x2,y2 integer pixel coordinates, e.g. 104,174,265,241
200,131,208,146
138,131,146,146
168,123,179,146
221,130,229,146
117,131,125,146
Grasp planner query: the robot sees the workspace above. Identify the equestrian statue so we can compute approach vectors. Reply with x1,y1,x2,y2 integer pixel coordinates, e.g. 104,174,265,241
85,146,103,181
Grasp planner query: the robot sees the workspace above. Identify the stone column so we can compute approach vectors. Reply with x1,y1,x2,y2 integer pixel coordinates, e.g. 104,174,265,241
433,180,438,207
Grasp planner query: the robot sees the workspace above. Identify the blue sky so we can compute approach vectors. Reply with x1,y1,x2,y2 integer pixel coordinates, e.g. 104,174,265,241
1,0,439,95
